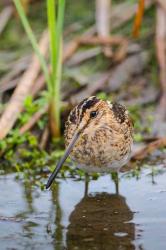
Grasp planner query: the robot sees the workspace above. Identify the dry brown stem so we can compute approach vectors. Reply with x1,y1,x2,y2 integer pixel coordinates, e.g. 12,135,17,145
39,125,49,150
0,78,18,93
157,0,166,12
0,6,13,35
70,72,111,105
63,0,153,64
70,50,149,105
132,137,166,160
96,0,111,36
48,100,61,138
25,0,153,99
107,51,149,91
0,30,49,139
63,40,79,63
0,56,30,93
67,47,101,67
79,35,128,62
96,0,112,57
30,74,46,97
79,35,126,46
111,0,153,30
155,5,166,121
63,35,127,64
30,28,96,97
132,0,145,38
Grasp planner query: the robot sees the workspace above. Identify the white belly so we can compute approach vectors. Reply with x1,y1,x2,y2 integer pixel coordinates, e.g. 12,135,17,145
71,151,131,173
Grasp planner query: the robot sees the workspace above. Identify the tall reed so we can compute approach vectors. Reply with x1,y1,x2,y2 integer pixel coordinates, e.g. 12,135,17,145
13,0,65,137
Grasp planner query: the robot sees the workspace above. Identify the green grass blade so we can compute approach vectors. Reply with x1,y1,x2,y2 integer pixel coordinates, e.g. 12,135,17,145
54,40,62,130
13,0,52,93
54,0,65,128
56,0,65,60
47,0,57,84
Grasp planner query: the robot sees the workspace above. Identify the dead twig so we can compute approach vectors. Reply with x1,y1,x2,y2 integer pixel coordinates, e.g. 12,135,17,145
132,137,166,160
19,104,48,134
106,51,149,92
0,78,19,93
0,30,49,139
70,50,149,104
28,34,127,102
63,26,96,62
96,0,112,57
151,3,166,137
157,0,166,12
64,0,153,65
63,36,123,62
155,5,166,121
79,35,128,62
124,86,158,106
79,35,126,46
132,0,145,38
63,35,127,64
39,125,49,150
63,40,80,63
111,0,153,30
96,0,111,37
30,74,46,97
63,22,82,37
67,47,102,67
30,28,96,97
27,0,154,97
0,6,13,35
70,72,111,105
0,56,30,93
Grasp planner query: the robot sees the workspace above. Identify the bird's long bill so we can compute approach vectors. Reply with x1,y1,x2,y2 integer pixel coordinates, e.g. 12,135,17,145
46,130,81,189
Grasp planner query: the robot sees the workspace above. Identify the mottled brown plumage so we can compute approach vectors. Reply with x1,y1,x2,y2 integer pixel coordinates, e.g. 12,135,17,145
65,96,133,173
46,96,133,188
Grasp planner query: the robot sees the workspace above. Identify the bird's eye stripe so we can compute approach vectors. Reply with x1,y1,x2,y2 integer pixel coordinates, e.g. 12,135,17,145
79,96,100,122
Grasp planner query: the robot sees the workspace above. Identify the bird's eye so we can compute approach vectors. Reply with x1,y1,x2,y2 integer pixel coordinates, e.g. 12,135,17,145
90,111,98,118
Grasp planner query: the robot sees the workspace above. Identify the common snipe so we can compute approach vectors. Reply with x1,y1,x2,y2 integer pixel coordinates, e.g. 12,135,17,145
46,96,133,189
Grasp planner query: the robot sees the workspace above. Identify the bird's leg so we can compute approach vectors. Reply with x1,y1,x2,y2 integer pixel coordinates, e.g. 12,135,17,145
111,171,119,195
84,173,89,197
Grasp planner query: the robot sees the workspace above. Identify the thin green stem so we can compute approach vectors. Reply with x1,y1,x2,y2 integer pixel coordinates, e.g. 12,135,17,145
54,0,65,130
13,0,52,93
56,0,65,60
54,40,62,130
47,0,57,83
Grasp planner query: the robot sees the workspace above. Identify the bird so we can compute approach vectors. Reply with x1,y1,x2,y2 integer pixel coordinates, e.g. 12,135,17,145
46,96,133,189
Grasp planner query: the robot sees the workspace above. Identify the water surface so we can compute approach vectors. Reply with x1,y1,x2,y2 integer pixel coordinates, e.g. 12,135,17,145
0,164,166,250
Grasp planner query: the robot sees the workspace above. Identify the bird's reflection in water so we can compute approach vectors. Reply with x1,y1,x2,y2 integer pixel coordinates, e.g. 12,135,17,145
66,192,135,250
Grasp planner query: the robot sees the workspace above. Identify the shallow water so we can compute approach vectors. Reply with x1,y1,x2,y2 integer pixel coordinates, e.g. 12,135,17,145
0,165,166,250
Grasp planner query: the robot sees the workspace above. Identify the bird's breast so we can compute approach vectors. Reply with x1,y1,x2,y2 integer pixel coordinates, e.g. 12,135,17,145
70,127,117,166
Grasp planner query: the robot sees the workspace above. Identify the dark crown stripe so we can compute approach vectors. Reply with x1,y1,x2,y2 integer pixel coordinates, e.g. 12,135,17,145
78,96,100,122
